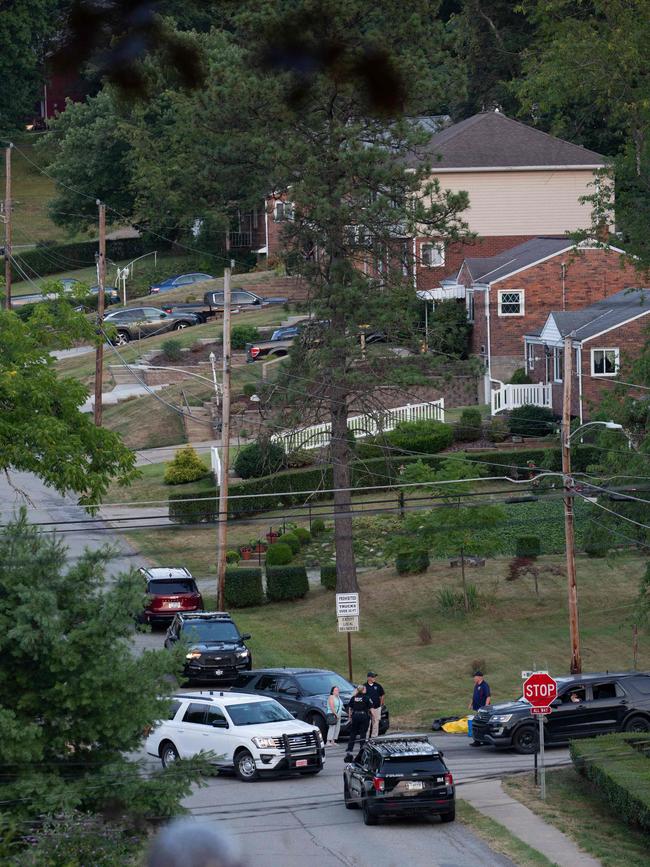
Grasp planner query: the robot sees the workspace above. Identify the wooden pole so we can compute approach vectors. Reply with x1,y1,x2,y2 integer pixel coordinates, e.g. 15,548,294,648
347,632,353,682
216,232,232,610
562,334,582,674
94,201,106,427
4,144,13,309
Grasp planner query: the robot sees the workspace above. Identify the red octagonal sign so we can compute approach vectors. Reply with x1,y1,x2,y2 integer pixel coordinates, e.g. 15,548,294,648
523,672,557,708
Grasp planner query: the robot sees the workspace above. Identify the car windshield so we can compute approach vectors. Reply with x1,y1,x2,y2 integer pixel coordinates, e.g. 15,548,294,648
295,672,353,695
226,700,294,726
150,580,195,595
181,621,240,642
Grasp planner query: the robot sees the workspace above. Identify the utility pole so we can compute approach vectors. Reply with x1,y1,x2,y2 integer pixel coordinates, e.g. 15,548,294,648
94,201,106,427
562,333,582,674
216,231,232,610
4,143,13,309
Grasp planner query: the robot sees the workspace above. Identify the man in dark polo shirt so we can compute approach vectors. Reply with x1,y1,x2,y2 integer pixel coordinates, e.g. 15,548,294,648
365,671,385,738
469,671,491,746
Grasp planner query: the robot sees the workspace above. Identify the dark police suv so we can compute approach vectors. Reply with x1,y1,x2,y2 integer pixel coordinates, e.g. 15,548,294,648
471,671,650,754
164,612,252,684
344,735,455,826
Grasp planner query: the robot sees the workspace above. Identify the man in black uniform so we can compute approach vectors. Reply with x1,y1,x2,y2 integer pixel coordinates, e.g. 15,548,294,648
365,671,385,738
346,685,371,757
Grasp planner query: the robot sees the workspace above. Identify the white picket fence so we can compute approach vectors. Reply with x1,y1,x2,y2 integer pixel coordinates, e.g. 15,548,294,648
490,381,552,415
271,400,445,452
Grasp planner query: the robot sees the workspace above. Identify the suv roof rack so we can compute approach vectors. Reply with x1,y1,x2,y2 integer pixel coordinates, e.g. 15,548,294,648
178,611,231,619
370,735,439,757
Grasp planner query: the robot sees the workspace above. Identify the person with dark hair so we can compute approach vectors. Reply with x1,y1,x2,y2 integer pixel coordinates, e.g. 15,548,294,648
469,670,491,747
364,671,385,738
146,818,243,867
345,684,371,757
326,684,343,745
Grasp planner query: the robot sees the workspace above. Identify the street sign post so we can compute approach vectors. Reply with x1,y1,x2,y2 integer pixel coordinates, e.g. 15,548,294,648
522,672,557,800
337,616,359,632
336,594,360,682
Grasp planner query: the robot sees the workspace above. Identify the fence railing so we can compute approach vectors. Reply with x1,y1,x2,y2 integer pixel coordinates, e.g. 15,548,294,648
271,400,445,452
490,381,552,415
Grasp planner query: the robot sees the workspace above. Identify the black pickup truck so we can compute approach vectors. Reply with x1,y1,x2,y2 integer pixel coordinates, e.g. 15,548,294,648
161,288,289,324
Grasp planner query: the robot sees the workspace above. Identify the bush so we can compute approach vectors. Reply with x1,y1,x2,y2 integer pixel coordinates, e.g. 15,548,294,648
453,408,483,442
510,367,532,384
320,564,337,590
264,542,293,566
487,416,509,443
224,567,264,607
161,339,183,362
266,565,309,602
279,531,300,554
395,550,430,574
10,236,155,281
286,448,314,468
294,527,311,545
427,298,471,358
164,445,210,485
386,420,453,455
231,325,261,350
311,518,326,536
242,382,257,397
583,518,610,557
226,550,241,564
436,584,480,615
234,440,285,479
515,536,541,558
508,405,557,438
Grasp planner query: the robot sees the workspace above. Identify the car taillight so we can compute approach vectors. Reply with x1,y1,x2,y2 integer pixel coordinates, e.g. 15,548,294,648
372,777,385,792
444,772,453,786
249,346,261,359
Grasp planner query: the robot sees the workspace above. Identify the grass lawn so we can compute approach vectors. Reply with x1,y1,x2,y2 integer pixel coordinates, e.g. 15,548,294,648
102,396,187,451
503,768,650,867
457,801,554,866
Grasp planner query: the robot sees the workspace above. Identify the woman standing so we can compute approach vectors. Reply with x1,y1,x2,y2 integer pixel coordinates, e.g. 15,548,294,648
326,686,343,746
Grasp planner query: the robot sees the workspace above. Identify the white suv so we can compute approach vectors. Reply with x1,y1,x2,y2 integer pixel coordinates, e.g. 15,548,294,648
145,692,325,781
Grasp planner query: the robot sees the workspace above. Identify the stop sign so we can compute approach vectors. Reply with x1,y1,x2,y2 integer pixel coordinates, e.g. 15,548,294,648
523,672,557,708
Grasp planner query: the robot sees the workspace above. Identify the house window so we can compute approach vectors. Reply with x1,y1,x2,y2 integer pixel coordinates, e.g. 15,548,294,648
273,201,294,222
553,347,564,382
591,348,619,376
421,242,445,268
498,290,524,316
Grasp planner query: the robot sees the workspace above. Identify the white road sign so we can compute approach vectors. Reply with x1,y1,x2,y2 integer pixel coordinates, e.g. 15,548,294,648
336,593,359,617
338,615,359,632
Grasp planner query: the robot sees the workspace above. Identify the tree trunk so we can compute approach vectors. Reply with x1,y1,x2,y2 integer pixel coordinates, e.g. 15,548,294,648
460,546,469,613
330,382,358,594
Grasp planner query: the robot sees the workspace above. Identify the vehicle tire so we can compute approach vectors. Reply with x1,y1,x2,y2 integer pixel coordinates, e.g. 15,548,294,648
115,329,130,346
440,808,456,823
623,714,650,733
160,741,179,768
234,749,259,782
307,712,327,740
363,802,378,826
173,321,188,331
513,725,538,755
344,781,357,809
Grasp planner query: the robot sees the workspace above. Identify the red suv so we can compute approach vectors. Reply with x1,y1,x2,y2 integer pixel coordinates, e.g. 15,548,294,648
139,567,204,626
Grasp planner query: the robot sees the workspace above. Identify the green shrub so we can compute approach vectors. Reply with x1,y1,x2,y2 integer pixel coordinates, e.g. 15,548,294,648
311,518,326,536
279,531,300,554
161,339,183,362
508,405,557,437
571,734,650,833
320,564,337,590
266,565,309,602
242,382,258,398
515,536,541,558
294,527,311,545
164,445,210,485
286,448,314,468
583,519,610,557
226,550,241,564
427,298,471,358
487,416,509,443
395,550,430,574
453,408,483,442
386,420,453,455
10,236,155,281
224,567,264,607
231,325,261,350
436,584,480,615
510,367,532,384
265,542,293,566
234,440,285,479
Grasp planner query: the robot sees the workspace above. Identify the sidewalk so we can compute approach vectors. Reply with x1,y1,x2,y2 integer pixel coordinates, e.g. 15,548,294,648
461,779,600,867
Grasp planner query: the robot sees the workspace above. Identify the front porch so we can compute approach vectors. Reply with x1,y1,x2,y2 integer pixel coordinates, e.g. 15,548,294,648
490,380,553,416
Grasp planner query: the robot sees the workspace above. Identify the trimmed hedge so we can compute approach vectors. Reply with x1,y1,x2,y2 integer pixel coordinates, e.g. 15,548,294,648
571,734,650,832
294,527,311,545
266,566,309,602
311,518,326,536
224,567,264,608
264,542,293,566
320,564,337,590
11,237,157,281
508,404,558,437
515,536,541,558
386,419,454,454
279,531,300,554
395,550,430,574
234,441,285,480
454,408,483,443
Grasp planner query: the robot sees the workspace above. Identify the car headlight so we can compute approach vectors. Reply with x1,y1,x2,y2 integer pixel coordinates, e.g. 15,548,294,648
490,714,512,724
314,728,324,744
236,650,250,658
185,651,202,660
252,737,278,749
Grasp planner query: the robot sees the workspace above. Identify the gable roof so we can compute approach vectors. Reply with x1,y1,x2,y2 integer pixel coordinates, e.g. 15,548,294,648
455,236,575,284
406,111,606,170
540,289,649,343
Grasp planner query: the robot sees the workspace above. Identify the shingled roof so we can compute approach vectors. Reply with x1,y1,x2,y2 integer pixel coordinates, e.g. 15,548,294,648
453,237,576,284
547,289,649,341
407,111,606,170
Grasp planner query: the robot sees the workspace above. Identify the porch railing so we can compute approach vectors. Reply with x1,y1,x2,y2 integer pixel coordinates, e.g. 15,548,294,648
490,380,552,416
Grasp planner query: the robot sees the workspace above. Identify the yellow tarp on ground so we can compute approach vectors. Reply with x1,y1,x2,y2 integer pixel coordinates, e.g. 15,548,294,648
442,716,470,733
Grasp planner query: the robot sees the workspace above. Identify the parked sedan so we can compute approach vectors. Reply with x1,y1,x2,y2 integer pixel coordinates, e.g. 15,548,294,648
149,272,214,294
104,306,200,345
206,289,288,307
230,668,390,739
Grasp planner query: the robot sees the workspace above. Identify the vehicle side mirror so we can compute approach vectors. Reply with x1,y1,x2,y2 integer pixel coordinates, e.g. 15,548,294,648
241,633,251,641
212,719,229,729
254,298,261,305
285,687,299,697
160,313,166,318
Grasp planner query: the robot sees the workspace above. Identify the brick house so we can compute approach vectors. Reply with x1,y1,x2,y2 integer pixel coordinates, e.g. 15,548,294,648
521,288,650,422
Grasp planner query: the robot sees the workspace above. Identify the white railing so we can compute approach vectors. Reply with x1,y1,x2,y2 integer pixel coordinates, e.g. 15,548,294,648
490,380,552,415
271,400,445,452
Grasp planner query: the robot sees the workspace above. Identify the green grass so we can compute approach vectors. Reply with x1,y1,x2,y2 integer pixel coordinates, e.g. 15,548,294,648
503,768,650,867
102,395,187,451
457,801,554,867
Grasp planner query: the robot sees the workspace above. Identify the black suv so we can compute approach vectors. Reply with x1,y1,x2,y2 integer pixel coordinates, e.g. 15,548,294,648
230,668,390,739
164,612,252,683
471,671,650,754
344,735,455,826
